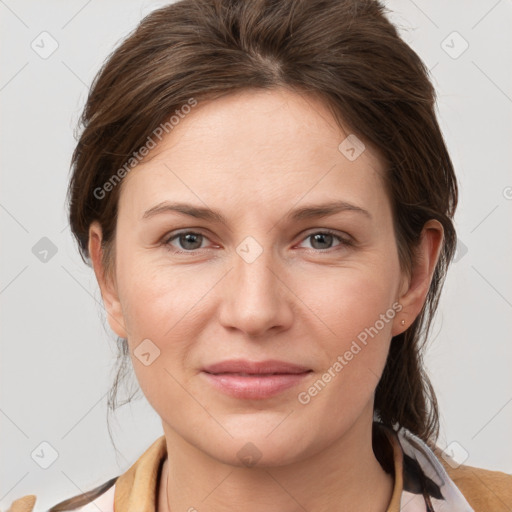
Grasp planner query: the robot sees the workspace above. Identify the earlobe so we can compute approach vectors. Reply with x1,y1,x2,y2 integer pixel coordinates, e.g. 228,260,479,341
88,222,128,339
392,220,444,336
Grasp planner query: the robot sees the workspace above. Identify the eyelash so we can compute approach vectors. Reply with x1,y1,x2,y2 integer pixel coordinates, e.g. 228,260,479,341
162,229,354,255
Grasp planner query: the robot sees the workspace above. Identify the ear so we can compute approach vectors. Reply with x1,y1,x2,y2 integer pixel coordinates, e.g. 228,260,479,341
88,221,128,339
392,219,444,336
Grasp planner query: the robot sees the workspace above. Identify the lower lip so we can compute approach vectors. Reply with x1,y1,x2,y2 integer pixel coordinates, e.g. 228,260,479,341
201,372,311,399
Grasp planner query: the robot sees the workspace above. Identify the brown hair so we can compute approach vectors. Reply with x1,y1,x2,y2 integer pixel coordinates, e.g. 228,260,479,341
57,0,458,507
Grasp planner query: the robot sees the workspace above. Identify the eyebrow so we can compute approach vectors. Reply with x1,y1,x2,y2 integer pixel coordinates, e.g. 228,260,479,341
142,200,372,224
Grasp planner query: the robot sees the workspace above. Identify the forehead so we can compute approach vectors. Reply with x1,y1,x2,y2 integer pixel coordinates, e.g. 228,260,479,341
118,88,389,220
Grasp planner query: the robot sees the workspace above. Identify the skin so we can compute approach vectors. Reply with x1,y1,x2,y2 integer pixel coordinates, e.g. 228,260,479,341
89,87,443,512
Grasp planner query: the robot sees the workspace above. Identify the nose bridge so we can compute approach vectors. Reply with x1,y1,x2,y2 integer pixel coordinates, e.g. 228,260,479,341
233,236,280,305
219,235,291,336
236,244,276,291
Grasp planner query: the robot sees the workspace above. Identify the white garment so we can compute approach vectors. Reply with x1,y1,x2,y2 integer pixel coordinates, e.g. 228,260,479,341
397,427,474,511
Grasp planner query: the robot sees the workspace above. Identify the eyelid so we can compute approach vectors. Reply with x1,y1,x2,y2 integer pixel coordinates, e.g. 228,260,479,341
163,229,215,251
295,229,354,249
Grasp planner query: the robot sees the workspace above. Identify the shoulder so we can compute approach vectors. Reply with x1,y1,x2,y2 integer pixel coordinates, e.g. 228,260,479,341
434,447,512,512
4,477,117,512
391,424,512,512
4,495,36,512
4,435,166,512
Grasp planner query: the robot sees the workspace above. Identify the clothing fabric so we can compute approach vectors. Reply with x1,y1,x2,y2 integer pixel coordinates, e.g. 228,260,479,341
6,423,512,511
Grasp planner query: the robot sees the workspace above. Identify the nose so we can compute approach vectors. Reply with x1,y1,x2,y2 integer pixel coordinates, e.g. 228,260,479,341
217,245,294,338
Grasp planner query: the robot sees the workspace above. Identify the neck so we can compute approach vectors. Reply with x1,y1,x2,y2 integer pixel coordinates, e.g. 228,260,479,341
158,412,394,512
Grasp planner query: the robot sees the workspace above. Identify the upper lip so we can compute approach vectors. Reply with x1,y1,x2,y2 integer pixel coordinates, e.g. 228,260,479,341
202,359,312,375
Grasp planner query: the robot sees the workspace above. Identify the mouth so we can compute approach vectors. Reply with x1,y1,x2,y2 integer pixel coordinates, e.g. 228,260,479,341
206,372,305,376
201,359,313,399
202,359,312,375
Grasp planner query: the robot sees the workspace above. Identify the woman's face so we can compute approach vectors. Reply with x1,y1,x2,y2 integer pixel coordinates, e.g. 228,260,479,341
94,88,411,466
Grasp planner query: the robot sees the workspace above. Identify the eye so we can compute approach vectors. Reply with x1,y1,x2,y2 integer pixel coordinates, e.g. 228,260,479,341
162,229,353,254
164,231,211,253
297,230,353,251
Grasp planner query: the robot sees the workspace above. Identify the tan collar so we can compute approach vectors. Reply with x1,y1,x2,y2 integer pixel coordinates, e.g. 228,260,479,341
114,436,167,511
114,431,404,512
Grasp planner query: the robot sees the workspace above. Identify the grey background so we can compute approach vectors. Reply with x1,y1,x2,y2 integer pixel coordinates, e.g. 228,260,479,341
1,0,511,510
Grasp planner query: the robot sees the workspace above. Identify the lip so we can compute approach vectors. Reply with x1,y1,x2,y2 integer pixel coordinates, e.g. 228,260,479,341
202,359,311,375
201,359,312,399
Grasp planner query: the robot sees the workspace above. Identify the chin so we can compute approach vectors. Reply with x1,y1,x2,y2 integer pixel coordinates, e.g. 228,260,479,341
207,422,314,468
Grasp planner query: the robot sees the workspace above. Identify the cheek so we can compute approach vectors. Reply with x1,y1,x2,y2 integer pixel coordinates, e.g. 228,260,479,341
297,260,399,341
116,247,215,338
295,261,400,394
116,263,205,413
